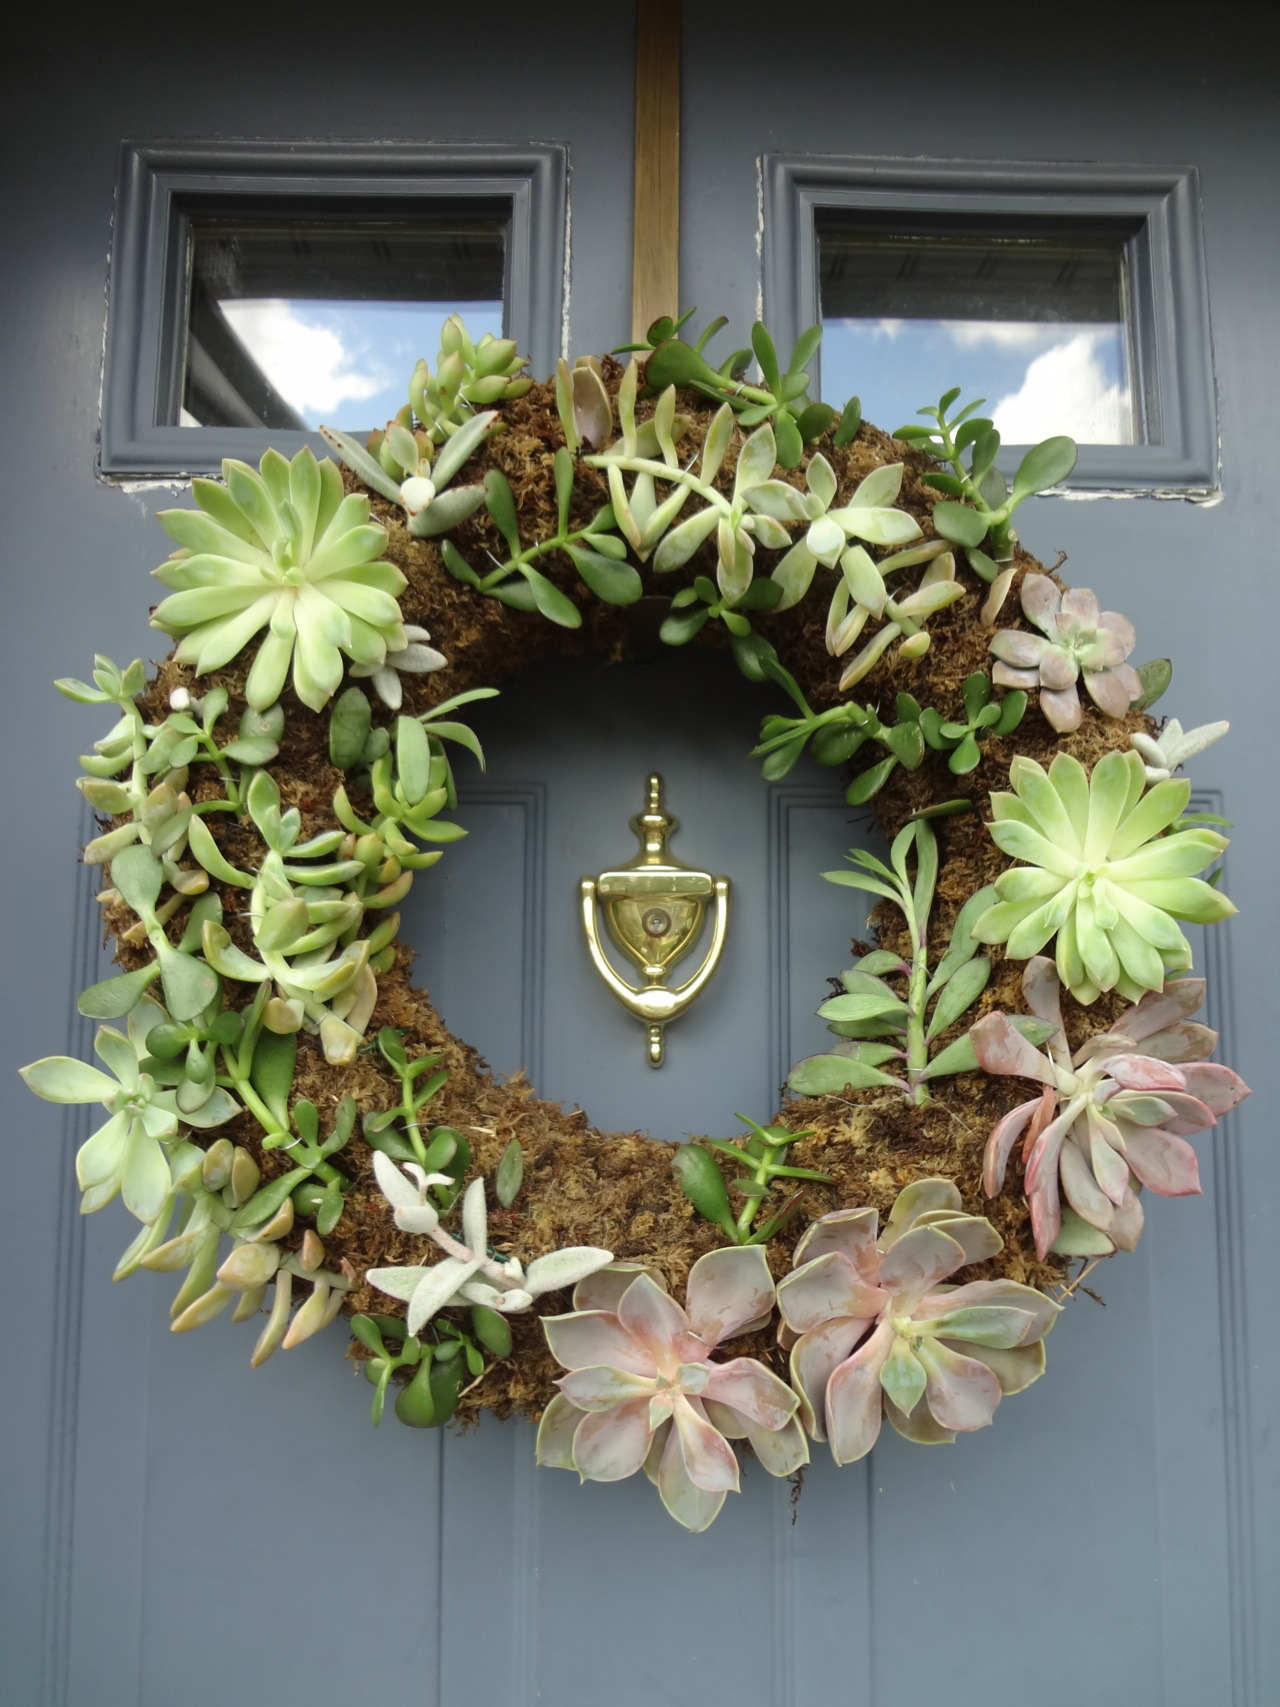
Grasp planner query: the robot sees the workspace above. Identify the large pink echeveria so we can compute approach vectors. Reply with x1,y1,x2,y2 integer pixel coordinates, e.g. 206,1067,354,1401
775,1180,1058,1465
989,572,1141,733
537,1248,807,1532
974,958,1250,1258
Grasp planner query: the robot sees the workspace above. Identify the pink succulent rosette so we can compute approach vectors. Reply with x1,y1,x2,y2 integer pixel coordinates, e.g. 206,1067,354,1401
989,571,1141,733
974,959,1251,1258
537,1248,808,1532
775,1180,1058,1465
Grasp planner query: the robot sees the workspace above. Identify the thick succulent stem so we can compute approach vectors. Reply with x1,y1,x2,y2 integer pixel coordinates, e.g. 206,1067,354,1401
903,908,933,1106
583,453,725,513
475,520,604,592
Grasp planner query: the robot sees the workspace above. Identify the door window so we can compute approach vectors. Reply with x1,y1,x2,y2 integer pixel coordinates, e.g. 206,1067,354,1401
100,141,566,475
762,155,1218,492
180,215,505,432
817,214,1137,445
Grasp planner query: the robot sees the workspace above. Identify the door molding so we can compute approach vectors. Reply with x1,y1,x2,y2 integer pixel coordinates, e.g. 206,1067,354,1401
101,139,569,478
1195,789,1257,1707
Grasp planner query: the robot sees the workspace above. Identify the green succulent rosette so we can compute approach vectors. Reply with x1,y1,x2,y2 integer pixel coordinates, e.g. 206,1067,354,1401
150,447,405,712
973,749,1235,1004
20,997,238,1223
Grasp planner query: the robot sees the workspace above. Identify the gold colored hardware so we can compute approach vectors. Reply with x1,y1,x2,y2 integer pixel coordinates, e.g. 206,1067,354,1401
580,773,730,1067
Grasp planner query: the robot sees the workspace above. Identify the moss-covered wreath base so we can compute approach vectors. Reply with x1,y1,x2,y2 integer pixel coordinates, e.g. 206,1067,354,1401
27,318,1243,1528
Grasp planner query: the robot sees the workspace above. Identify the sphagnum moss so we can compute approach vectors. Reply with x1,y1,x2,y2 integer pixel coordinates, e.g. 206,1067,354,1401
21,315,1244,1530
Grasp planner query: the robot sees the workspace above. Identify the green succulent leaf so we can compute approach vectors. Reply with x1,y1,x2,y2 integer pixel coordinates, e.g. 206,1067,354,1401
918,1032,980,1080
672,1143,735,1236
846,756,899,805
496,1139,524,1208
111,845,163,918
774,411,804,469
440,540,482,587
156,944,218,1023
77,964,160,1019
521,567,582,629
787,1054,898,1094
329,687,373,771
1010,435,1078,503
834,396,862,447
659,607,711,646
883,721,925,769
949,731,983,773
565,545,643,605
250,1029,297,1129
818,992,910,1024
483,469,522,556
644,338,721,393
1134,658,1173,711
471,1304,512,1357
932,502,989,548
925,956,991,1039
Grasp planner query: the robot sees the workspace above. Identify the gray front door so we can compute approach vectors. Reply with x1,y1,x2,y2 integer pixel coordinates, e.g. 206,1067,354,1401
4,9,1276,1706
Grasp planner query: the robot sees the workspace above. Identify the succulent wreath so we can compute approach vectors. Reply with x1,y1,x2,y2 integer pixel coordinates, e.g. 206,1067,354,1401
25,310,1247,1531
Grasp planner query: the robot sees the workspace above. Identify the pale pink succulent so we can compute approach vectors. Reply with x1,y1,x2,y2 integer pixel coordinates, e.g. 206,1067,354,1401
537,1248,807,1532
775,1180,1058,1464
973,959,1250,1258
989,572,1141,734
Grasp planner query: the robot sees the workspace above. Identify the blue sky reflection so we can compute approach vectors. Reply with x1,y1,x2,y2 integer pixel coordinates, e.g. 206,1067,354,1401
820,318,1134,445
214,298,505,430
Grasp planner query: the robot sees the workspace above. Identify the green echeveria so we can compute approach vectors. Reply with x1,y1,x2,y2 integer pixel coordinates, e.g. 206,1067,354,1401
973,749,1235,1004
150,447,405,712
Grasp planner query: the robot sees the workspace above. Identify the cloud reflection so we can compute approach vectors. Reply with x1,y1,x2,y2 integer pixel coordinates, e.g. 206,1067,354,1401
220,299,387,416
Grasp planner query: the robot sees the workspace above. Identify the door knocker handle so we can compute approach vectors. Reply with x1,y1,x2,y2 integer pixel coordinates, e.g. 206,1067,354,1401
580,773,730,1067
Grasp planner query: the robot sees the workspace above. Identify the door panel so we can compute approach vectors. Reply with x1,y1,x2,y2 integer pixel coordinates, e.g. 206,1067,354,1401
5,6,1277,1705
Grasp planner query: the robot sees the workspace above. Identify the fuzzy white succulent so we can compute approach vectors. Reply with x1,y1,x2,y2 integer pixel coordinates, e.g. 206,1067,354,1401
1129,718,1229,782
365,1154,614,1335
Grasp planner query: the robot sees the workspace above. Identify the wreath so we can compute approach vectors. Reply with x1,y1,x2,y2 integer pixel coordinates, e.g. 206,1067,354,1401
24,310,1247,1532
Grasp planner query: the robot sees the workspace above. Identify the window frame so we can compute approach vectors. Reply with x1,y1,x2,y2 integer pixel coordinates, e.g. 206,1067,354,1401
762,155,1218,495
101,141,568,478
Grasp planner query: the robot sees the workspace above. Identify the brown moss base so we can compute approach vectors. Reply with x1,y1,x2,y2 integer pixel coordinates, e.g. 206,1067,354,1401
113,367,1155,1424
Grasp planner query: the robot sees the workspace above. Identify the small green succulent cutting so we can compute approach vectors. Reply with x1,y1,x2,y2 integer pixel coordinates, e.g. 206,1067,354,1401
748,663,928,804
360,1026,472,1213
588,375,797,603
972,749,1236,1003
353,1308,507,1430
919,672,1027,774
150,447,405,711
822,541,965,690
893,389,1078,598
442,445,638,623
623,311,846,464
407,314,533,440
788,821,1060,1105
673,1113,831,1245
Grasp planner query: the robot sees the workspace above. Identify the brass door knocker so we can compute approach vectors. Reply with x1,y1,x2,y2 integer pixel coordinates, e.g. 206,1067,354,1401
580,774,730,1067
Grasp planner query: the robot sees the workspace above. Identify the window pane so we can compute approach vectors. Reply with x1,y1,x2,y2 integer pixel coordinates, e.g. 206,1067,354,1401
817,219,1137,445
179,217,506,431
